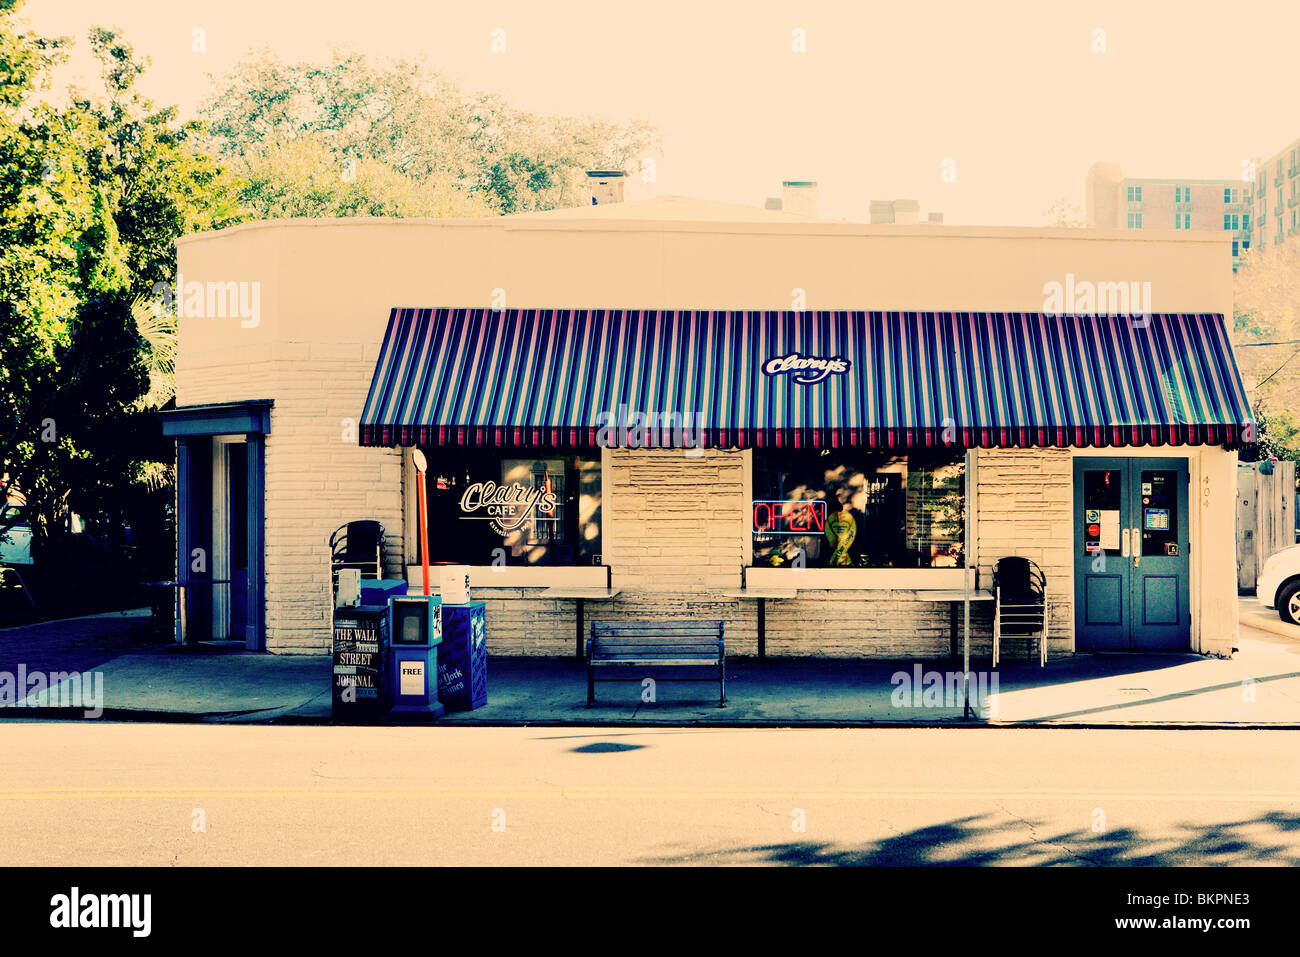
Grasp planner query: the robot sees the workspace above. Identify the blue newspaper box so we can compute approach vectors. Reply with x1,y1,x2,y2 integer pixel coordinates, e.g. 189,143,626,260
388,594,444,718
437,601,487,711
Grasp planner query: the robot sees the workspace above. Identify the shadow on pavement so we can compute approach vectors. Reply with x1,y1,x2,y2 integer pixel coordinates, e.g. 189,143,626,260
637,811,1300,866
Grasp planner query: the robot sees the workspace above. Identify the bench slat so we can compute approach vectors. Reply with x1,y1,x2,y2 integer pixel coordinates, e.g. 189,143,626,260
591,658,720,666
593,620,723,634
591,639,721,647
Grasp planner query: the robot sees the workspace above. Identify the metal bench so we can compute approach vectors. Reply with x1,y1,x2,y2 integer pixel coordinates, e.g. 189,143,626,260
587,620,726,707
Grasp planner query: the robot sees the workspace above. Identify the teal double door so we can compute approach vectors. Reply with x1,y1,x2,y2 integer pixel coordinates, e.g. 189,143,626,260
1073,457,1190,651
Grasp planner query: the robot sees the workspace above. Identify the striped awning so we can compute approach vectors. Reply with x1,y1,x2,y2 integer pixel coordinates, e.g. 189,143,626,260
358,308,1253,449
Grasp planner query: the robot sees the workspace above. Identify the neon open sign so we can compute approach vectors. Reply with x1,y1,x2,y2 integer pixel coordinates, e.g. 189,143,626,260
752,500,827,534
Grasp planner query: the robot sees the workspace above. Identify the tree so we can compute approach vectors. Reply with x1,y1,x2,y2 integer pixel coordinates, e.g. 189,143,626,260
0,1,94,541
1043,197,1086,228
231,134,492,219
1232,242,1300,462
1,3,240,567
199,47,660,215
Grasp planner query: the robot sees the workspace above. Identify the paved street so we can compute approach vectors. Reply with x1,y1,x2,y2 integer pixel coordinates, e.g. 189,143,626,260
0,723,1296,866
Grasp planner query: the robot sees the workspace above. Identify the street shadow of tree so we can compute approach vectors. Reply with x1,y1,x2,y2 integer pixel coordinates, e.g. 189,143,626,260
638,811,1300,866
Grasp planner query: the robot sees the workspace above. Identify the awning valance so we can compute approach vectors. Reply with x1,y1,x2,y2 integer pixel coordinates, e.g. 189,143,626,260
358,308,1253,449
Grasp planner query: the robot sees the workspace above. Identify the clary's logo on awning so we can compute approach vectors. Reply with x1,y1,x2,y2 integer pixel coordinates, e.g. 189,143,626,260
762,352,851,385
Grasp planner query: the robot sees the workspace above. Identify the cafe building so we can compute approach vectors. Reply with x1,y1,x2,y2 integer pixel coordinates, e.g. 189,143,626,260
165,192,1251,661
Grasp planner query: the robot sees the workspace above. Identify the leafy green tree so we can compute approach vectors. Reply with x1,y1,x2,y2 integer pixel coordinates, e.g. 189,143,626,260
1043,197,1086,228
232,134,492,219
200,47,659,215
1233,243,1300,457
1,2,240,569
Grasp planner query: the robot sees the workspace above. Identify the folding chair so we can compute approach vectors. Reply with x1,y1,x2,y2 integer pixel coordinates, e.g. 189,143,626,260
992,556,1050,667
329,521,385,597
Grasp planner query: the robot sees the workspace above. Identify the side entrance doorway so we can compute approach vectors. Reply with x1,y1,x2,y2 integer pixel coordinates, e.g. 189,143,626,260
161,400,270,650
1073,457,1191,651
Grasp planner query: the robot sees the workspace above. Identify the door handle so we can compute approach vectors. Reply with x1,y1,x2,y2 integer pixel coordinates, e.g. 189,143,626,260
1121,527,1130,558
1132,528,1141,568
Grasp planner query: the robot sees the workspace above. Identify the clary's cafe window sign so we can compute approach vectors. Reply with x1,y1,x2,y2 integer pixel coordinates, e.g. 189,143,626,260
458,479,558,535
421,452,601,567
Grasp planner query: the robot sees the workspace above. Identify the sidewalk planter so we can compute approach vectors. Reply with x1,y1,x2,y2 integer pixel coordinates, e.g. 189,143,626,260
167,205,1253,667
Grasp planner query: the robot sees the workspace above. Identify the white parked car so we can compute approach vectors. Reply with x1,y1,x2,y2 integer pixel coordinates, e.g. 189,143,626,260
1258,544,1300,625
0,504,33,566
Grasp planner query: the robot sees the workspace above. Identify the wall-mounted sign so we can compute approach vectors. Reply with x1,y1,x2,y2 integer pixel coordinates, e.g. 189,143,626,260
459,480,557,534
753,500,827,534
762,352,851,385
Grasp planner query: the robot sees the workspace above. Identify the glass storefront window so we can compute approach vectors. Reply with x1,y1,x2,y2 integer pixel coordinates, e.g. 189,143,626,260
1140,470,1178,557
419,449,601,566
1082,468,1123,556
751,450,965,569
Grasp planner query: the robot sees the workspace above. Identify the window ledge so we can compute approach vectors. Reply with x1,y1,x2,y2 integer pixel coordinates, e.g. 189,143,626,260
405,565,607,591
745,567,975,591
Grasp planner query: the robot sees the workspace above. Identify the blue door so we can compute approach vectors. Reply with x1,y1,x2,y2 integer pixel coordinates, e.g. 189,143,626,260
228,443,249,640
1073,458,1190,651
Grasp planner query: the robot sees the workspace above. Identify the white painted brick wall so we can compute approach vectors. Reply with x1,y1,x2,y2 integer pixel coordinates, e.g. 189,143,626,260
178,344,405,654
974,447,1074,657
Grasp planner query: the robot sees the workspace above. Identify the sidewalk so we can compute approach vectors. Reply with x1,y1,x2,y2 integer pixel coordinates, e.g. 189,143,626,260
2,601,1298,726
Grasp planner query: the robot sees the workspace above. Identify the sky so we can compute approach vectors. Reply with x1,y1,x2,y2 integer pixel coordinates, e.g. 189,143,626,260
21,0,1300,225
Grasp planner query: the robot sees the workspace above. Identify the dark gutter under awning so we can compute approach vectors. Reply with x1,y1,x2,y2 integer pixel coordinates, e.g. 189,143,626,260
160,399,273,437
358,309,1253,450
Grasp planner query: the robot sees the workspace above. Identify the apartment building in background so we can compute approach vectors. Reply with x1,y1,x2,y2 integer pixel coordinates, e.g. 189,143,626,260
1253,135,1300,251
1086,162,1251,269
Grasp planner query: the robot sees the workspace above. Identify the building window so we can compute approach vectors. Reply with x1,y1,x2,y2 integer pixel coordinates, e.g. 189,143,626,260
1232,240,1240,257
1175,212,1191,230
417,449,602,566
1126,185,1142,202
751,449,965,569
1175,186,1190,203
1127,212,1143,229
1243,213,1250,232
1223,213,1239,230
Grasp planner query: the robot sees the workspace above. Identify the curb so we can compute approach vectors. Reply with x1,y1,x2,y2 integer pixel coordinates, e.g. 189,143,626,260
1239,612,1300,642
5,709,1296,730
